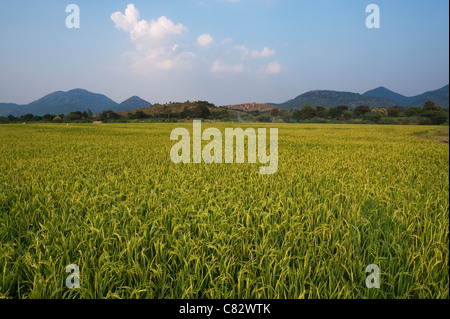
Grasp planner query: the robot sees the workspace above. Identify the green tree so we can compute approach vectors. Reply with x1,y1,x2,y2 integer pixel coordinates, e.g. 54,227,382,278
300,103,315,120
422,100,441,112
134,110,147,119
43,114,55,122
315,106,328,118
270,108,280,117
293,110,302,122
387,108,400,117
354,105,371,116
19,114,34,122
404,106,421,117
363,111,383,123
192,104,210,119
328,105,349,119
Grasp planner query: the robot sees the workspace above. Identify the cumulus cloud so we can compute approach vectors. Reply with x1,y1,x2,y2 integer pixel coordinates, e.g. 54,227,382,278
220,38,233,45
111,4,281,77
234,45,275,59
251,47,276,58
234,45,250,56
111,4,193,71
112,4,187,43
262,61,281,74
211,61,244,73
197,33,215,48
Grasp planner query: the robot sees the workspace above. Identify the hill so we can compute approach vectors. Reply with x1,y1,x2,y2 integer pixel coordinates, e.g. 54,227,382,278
362,87,410,106
0,89,154,117
363,84,449,108
0,103,24,117
408,85,449,108
118,96,152,112
25,89,119,116
277,90,397,110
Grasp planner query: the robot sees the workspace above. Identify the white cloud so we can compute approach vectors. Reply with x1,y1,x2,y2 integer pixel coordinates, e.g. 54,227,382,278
112,4,187,43
111,4,193,71
251,47,276,58
111,4,139,33
197,33,215,48
220,38,233,45
263,61,281,74
234,45,276,59
211,61,244,73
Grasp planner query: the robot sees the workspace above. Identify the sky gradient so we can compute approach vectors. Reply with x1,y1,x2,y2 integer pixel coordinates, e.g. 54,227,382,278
0,0,448,106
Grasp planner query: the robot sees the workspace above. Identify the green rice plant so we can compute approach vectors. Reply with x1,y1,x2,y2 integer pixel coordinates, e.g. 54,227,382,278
0,123,448,299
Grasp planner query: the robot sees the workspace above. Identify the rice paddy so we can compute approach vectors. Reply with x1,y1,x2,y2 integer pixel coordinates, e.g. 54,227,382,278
0,123,448,299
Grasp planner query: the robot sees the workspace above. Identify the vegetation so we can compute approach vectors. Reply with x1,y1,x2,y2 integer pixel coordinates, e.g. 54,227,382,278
1,100,447,126
0,123,448,298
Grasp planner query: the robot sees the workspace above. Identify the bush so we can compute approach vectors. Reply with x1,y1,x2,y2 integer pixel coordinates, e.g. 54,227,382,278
363,112,383,123
420,111,449,125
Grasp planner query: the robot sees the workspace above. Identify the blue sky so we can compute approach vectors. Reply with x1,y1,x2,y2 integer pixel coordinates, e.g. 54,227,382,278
0,0,448,106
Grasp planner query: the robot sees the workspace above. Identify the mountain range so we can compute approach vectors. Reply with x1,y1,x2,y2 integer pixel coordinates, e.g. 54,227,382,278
276,84,449,110
362,84,449,108
0,85,448,117
0,89,152,117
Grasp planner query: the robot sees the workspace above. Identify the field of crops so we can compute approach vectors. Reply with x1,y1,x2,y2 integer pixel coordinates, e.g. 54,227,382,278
0,123,448,299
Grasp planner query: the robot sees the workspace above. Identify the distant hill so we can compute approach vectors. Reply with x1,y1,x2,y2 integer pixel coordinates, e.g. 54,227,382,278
118,96,152,112
277,90,397,110
0,103,24,117
363,84,449,108
25,89,119,116
362,87,410,106
0,89,154,117
1,84,448,117
408,85,449,108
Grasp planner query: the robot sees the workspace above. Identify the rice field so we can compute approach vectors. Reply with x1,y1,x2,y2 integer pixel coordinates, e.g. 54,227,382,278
0,123,448,299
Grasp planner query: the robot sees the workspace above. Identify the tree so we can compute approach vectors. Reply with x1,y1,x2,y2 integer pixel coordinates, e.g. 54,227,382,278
363,111,383,123
372,108,388,117
387,108,399,117
181,107,190,119
19,113,34,122
53,115,63,123
328,105,348,119
404,106,421,117
423,100,441,112
106,111,121,120
315,106,328,118
43,114,55,122
7,115,17,122
270,108,280,117
292,110,302,122
257,114,271,122
420,110,448,125
342,110,354,120
354,105,371,116
65,111,83,121
192,104,210,119
134,110,147,119
299,103,315,120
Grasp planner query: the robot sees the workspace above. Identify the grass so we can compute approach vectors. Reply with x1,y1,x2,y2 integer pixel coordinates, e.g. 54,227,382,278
0,123,448,299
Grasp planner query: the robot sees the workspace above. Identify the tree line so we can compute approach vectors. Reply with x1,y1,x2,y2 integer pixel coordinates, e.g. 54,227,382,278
0,100,448,125
283,100,449,125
